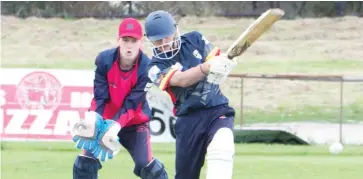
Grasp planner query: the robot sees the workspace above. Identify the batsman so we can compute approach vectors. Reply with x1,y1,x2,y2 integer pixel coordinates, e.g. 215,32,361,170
144,10,237,179
71,18,168,179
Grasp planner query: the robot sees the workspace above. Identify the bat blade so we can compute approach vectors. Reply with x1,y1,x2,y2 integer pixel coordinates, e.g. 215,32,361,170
226,8,284,59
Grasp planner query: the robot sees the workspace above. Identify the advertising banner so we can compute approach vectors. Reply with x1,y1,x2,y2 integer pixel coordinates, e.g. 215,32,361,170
0,68,176,143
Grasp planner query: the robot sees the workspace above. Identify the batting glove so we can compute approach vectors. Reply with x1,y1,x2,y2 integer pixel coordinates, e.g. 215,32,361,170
206,54,237,84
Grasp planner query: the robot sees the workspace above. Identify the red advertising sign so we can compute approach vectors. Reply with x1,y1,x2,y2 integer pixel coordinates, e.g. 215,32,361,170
0,71,93,141
0,69,177,143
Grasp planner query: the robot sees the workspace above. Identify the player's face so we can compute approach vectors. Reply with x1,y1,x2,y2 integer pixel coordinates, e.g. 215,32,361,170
147,28,181,60
118,36,142,62
152,34,176,52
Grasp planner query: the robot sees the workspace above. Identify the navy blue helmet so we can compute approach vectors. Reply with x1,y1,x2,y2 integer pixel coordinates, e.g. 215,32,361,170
144,10,181,60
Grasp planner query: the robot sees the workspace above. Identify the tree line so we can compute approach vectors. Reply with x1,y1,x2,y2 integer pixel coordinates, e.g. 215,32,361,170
1,1,362,19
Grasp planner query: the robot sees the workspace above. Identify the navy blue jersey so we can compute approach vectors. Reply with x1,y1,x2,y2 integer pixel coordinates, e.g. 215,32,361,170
147,31,229,116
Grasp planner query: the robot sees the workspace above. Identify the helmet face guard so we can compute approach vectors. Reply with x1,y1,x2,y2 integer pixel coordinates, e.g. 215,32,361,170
144,10,181,60
147,28,181,60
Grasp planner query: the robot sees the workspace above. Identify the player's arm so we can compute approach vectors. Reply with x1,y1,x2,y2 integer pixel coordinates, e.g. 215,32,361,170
89,54,109,116
168,63,210,87
149,59,213,90
168,32,222,87
111,71,151,127
148,62,204,90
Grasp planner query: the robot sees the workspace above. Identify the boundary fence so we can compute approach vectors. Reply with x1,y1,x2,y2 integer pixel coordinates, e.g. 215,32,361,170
228,73,363,143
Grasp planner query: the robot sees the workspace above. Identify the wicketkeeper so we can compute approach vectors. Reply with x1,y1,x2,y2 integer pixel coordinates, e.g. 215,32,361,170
71,17,168,179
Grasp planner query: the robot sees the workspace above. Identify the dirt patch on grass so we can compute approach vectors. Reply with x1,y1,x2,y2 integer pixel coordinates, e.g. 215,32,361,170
2,15,362,118
178,16,363,61
2,15,363,64
220,78,362,111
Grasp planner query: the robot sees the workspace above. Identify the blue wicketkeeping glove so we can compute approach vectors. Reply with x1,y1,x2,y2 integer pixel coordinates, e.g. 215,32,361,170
71,111,122,162
91,120,122,162
71,111,103,152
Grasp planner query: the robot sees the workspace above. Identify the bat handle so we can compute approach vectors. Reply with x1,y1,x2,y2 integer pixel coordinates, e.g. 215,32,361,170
227,55,234,60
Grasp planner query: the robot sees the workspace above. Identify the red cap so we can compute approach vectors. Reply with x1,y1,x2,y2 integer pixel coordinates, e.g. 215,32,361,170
118,18,143,40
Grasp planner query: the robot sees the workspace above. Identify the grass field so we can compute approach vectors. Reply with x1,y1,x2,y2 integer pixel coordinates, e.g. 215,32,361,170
2,142,363,179
1,15,363,179
2,15,362,126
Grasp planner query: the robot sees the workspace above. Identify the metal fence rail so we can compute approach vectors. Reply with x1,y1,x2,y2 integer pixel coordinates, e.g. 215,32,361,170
228,73,363,143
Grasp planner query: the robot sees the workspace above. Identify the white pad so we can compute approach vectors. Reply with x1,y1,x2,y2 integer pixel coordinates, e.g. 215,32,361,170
206,128,235,179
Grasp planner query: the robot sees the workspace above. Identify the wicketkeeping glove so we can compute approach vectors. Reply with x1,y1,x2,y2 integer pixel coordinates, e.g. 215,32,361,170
71,111,122,162
91,120,122,162
71,111,103,152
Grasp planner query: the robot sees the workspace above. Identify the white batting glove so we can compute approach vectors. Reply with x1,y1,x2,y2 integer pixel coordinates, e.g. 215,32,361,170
206,55,237,84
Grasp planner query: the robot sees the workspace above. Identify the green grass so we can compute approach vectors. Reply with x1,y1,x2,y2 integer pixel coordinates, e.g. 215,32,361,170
2,17,362,179
2,142,363,179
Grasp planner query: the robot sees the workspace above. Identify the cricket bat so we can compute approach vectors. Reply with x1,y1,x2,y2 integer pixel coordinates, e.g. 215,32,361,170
226,8,285,59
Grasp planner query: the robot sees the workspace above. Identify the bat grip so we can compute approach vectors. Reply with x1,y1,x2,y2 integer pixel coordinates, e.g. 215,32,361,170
227,55,234,60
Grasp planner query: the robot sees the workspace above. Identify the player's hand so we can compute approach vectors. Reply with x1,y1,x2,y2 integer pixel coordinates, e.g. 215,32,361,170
91,120,122,162
206,54,237,84
71,111,103,152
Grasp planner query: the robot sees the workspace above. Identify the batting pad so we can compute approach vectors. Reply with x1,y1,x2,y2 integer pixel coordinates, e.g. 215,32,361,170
206,127,235,179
